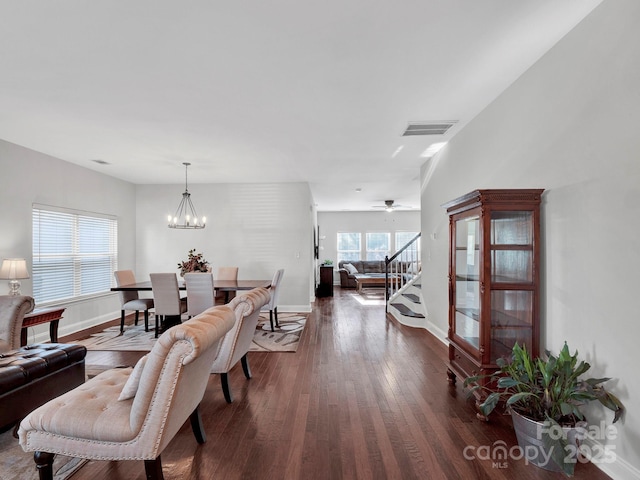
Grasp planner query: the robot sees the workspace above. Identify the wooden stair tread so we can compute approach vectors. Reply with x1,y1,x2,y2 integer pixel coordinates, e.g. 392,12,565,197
402,293,421,303
390,303,425,318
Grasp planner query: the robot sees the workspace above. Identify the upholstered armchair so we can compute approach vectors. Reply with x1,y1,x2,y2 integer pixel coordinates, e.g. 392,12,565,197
211,287,270,403
0,295,35,353
19,304,235,480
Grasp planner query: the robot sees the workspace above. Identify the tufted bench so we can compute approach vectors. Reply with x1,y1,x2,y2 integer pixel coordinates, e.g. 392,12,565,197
0,343,86,432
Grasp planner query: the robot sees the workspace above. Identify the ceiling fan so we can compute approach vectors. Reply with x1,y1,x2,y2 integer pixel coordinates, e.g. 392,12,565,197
372,200,412,212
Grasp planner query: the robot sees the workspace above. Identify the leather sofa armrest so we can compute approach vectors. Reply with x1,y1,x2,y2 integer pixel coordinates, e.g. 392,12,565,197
338,269,357,288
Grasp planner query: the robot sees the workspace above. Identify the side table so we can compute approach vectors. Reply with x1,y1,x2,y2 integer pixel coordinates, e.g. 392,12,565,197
21,307,66,346
316,265,334,297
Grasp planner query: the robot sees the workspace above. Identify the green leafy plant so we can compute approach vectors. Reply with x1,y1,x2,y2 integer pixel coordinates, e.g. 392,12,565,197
465,342,624,476
323,259,333,265
178,249,210,277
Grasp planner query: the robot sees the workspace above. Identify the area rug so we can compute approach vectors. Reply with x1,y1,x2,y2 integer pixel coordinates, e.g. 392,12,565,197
0,429,87,480
251,313,306,352
74,313,307,353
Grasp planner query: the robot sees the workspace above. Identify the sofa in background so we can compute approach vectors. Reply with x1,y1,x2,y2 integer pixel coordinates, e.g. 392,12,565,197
338,260,421,289
338,260,386,288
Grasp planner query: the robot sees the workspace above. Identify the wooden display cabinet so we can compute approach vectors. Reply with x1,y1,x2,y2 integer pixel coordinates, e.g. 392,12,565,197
442,189,544,416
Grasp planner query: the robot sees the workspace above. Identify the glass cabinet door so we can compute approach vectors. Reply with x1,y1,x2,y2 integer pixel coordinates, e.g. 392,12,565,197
454,215,480,350
489,210,535,361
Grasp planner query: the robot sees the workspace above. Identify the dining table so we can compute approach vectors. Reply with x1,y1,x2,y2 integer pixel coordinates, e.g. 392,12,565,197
111,279,271,303
110,279,270,293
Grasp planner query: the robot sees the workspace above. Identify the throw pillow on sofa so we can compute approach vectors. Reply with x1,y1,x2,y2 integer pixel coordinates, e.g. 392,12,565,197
343,263,358,275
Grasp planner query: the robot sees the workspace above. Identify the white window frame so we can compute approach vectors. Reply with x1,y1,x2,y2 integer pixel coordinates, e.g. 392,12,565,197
32,204,118,305
395,231,420,253
365,232,390,261
337,232,361,263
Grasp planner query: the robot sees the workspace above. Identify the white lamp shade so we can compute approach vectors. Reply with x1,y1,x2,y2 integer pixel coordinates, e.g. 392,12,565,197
0,258,30,280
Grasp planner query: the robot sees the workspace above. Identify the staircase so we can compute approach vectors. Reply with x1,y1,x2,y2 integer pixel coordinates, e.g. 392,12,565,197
387,273,427,328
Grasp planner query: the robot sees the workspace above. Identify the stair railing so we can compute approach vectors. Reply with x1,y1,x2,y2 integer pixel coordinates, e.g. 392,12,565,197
384,233,421,310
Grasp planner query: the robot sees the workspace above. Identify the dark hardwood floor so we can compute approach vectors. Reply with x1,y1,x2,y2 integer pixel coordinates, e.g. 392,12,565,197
61,289,610,479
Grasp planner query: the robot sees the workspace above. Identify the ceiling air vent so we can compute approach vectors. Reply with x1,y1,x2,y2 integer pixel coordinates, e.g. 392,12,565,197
402,121,457,136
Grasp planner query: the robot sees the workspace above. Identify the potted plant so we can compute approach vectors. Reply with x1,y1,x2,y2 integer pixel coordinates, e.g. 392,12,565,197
464,342,624,476
178,249,211,277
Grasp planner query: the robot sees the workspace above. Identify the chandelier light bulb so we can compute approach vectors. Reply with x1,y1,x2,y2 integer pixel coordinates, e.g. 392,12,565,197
168,162,206,229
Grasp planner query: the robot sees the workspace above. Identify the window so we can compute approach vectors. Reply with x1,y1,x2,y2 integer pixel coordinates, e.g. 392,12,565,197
396,231,420,254
32,205,118,305
337,232,361,262
366,232,390,260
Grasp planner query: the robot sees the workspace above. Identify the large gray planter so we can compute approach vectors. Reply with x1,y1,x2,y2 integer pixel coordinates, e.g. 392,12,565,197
511,409,588,473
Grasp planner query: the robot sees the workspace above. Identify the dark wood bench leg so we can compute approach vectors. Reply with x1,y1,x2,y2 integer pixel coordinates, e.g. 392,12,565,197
241,354,252,379
220,373,233,403
144,456,164,480
120,310,126,333
34,451,55,480
269,310,274,332
190,405,206,444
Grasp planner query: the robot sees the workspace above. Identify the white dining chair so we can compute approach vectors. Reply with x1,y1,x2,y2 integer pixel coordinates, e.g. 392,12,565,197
150,273,188,338
114,270,154,334
261,269,284,332
184,272,215,317
215,266,239,304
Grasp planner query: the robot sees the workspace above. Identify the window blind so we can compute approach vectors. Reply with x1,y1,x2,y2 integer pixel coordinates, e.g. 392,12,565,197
32,205,118,305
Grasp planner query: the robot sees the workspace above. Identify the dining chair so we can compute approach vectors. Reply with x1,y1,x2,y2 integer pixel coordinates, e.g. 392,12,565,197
184,272,215,317
114,270,155,334
215,266,239,304
261,269,284,332
150,273,188,338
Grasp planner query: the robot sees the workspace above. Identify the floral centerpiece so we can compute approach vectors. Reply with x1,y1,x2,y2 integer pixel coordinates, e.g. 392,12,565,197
178,249,210,277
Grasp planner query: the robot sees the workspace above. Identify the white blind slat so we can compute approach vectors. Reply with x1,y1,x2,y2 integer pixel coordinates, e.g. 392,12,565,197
32,207,118,305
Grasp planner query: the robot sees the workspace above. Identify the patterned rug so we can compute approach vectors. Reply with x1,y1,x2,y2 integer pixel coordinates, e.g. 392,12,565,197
252,313,306,352
0,429,87,480
74,312,307,353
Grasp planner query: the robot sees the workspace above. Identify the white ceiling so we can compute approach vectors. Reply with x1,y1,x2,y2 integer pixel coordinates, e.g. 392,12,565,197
0,0,601,211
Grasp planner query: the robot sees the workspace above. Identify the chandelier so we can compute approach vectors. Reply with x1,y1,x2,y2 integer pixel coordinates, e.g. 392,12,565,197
168,162,206,229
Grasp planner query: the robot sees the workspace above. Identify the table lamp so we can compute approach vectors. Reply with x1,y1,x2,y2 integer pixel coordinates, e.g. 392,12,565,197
0,258,30,296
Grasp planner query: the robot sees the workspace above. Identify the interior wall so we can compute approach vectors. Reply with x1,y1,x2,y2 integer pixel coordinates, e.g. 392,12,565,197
135,182,315,311
0,141,316,345
318,211,420,284
0,141,136,339
419,0,640,477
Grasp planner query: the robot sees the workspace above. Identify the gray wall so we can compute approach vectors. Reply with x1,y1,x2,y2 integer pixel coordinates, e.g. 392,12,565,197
419,1,640,477
135,182,315,311
318,210,420,283
0,142,136,338
0,143,316,342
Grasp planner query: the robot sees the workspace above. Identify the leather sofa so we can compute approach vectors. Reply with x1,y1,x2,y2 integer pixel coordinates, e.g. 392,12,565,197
338,260,420,289
0,296,86,433
337,260,386,288
0,343,86,432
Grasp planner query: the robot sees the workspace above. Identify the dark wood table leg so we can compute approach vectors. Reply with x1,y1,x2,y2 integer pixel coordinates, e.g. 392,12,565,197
50,319,60,343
